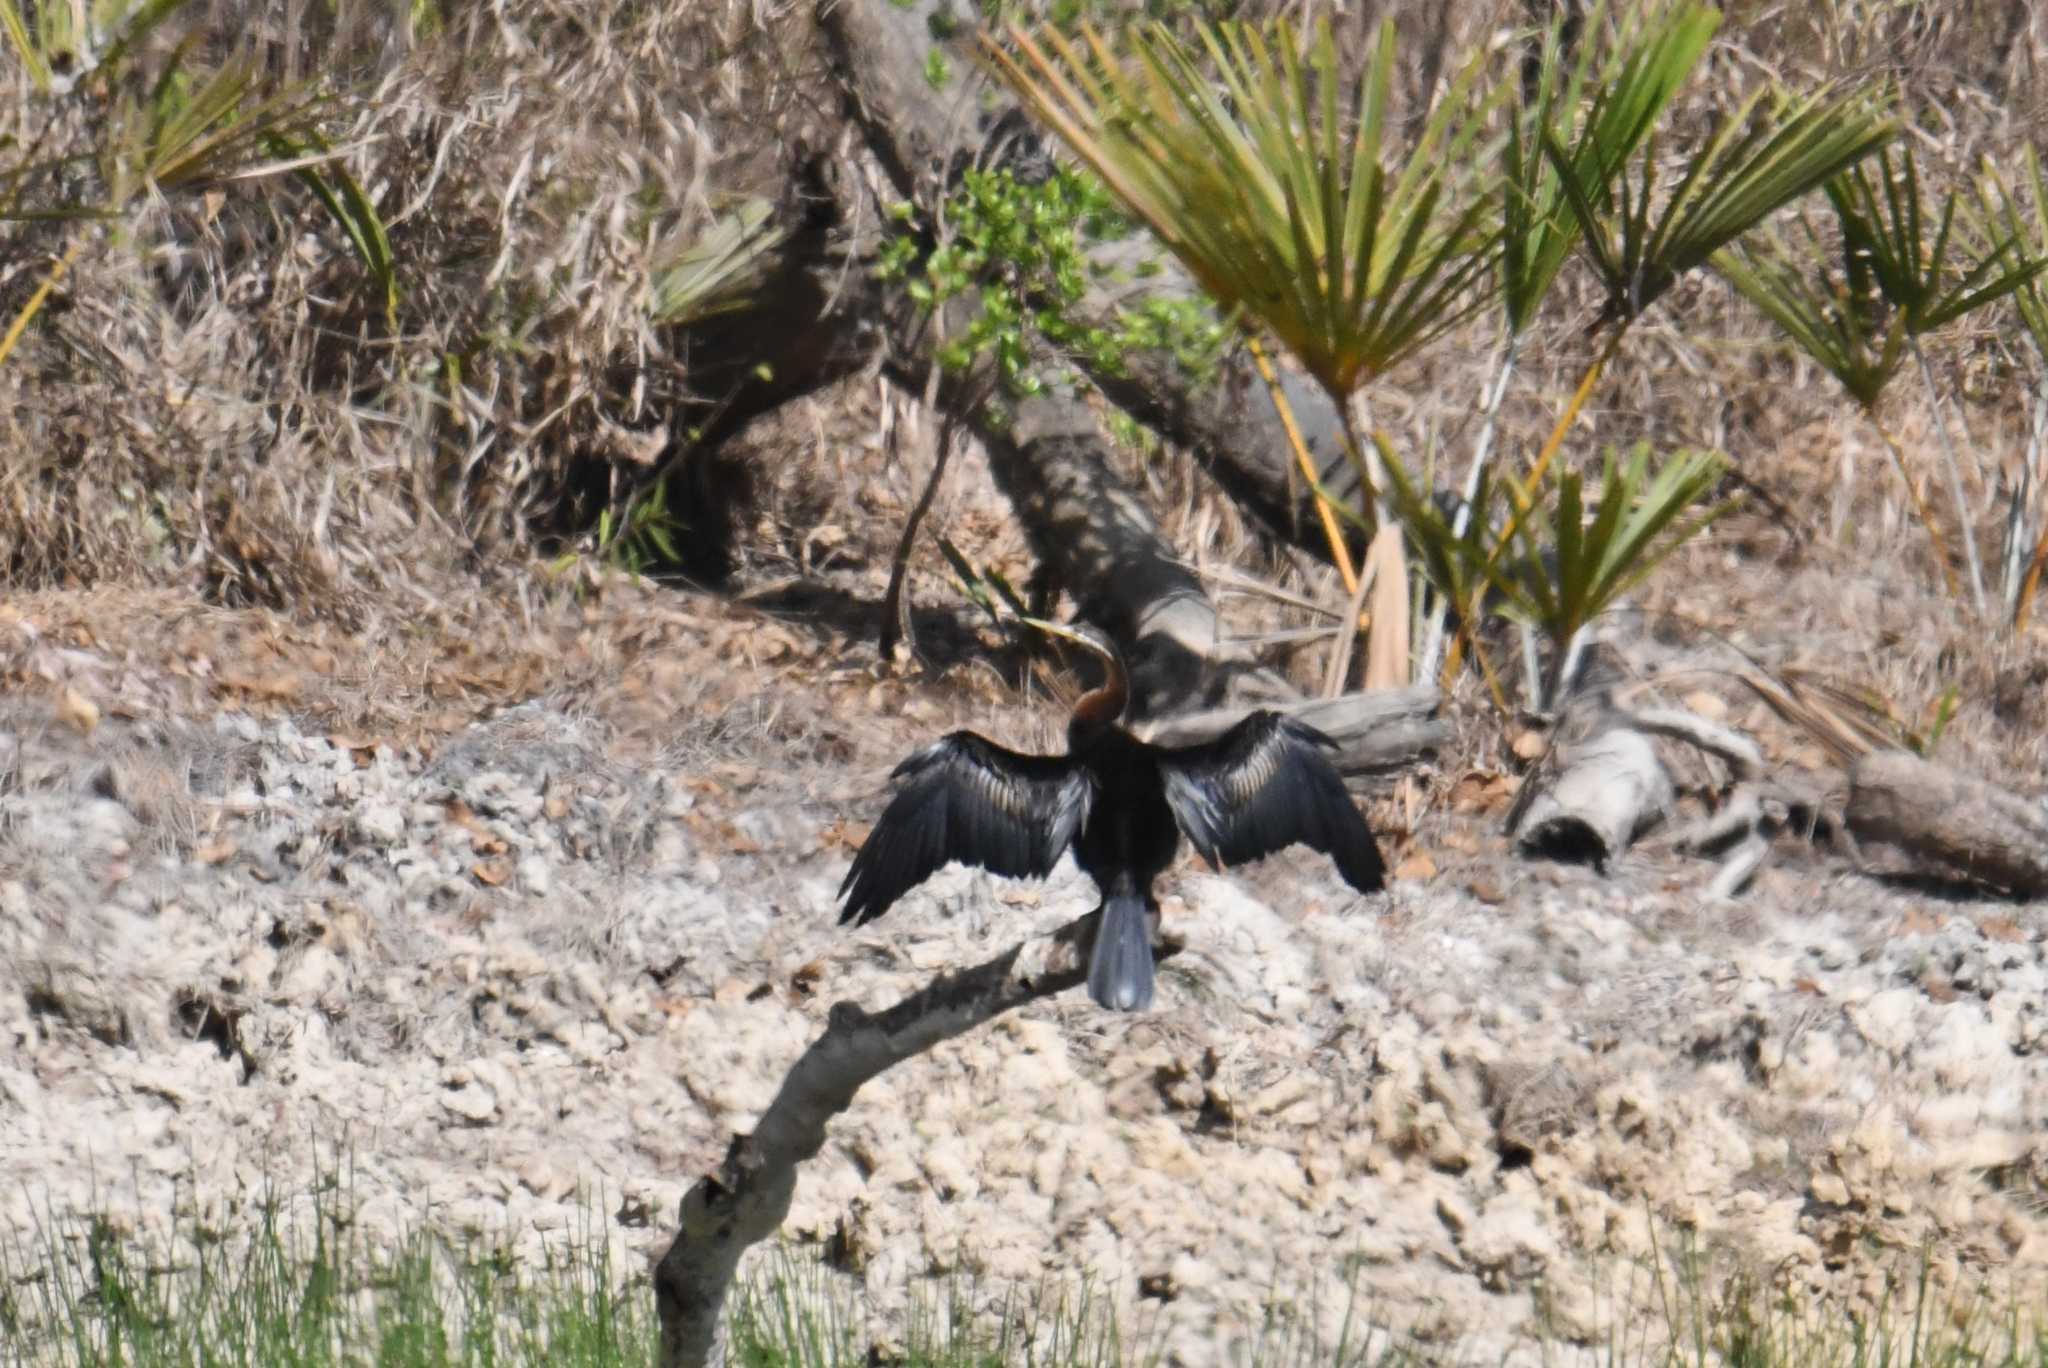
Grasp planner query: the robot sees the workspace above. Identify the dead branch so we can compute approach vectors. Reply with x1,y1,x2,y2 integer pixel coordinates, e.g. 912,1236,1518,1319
1845,749,2048,897
1703,833,1771,900
653,908,1182,1367
1662,785,1765,854
1627,706,1764,781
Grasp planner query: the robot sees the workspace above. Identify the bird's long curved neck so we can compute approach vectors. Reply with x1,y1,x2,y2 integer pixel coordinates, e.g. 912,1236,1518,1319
1068,640,1129,734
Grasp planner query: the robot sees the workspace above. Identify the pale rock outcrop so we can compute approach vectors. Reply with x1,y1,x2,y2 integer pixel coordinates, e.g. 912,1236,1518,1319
0,698,2043,1363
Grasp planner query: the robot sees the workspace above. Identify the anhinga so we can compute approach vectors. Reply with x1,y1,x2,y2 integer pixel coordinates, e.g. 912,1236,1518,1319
839,619,1386,1011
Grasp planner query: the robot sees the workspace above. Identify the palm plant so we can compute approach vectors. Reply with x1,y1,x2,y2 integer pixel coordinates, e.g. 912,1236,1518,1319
271,131,399,333
1716,142,2047,616
1431,26,1892,695
554,202,791,584
649,198,789,328
1528,72,1893,478
1831,143,2045,619
1412,444,1736,708
981,15,1501,689
1382,451,1515,711
0,0,333,369
1417,0,1717,682
1712,177,1949,586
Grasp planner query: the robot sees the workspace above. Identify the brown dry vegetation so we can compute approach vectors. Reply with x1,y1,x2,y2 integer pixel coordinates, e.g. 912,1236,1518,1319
1,0,817,615
5,0,2041,782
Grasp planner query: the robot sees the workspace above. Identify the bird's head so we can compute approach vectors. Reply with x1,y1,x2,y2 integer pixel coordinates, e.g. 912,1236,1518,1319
1019,616,1129,730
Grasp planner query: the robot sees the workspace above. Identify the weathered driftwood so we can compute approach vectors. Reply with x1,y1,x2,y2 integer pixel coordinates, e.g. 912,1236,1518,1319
1627,706,1764,781
1658,785,1794,900
1703,832,1771,900
653,909,1182,1368
1137,685,1448,777
1516,725,1674,869
1667,785,1765,854
1845,749,2048,897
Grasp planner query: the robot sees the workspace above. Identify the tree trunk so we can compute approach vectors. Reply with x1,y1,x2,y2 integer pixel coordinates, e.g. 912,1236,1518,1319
897,352,1240,718
673,0,1417,710
820,0,1368,539
812,0,1372,712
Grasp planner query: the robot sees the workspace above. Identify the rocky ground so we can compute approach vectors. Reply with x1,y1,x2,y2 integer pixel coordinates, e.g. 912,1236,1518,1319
2,588,2046,1363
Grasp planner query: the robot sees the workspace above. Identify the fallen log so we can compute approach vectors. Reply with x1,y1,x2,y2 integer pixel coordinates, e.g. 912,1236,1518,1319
1515,724,1674,870
653,908,1182,1367
1845,749,2048,897
1138,685,1448,778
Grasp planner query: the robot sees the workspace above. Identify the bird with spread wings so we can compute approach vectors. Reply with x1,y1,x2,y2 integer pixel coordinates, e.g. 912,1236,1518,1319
840,618,1385,1010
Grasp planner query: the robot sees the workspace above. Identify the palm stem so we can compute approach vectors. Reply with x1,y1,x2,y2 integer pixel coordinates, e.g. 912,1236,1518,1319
1336,390,1389,530
1469,621,1513,716
1442,321,1628,688
1524,621,1549,711
1320,540,1377,697
1417,330,1521,681
1910,338,1989,617
1451,334,1523,539
0,234,83,370
1248,333,1358,595
1523,323,1626,501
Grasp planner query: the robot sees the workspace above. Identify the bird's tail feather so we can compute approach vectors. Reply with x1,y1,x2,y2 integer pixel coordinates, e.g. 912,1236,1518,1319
1087,894,1156,1012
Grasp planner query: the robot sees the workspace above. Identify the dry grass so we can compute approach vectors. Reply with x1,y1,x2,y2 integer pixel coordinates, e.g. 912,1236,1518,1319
0,0,2044,788
0,0,818,618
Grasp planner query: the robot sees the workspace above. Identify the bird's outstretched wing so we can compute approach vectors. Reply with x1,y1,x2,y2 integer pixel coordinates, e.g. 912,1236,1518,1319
1159,712,1385,893
838,732,1095,926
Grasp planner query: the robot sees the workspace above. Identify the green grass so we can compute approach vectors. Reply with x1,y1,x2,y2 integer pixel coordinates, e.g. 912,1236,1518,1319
0,1191,651,1367
3,1182,2045,1367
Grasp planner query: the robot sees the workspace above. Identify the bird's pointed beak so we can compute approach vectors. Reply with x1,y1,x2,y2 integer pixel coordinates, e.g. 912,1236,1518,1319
1016,614,1087,647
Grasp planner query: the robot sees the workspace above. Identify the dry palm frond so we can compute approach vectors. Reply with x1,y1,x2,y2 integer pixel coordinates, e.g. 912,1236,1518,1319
1738,667,1902,766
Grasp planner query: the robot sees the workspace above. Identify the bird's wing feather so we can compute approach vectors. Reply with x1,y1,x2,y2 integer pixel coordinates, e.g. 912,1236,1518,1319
838,732,1094,926
1158,712,1385,893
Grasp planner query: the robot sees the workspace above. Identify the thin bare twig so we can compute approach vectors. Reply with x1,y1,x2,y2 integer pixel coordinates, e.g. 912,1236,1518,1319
877,359,961,660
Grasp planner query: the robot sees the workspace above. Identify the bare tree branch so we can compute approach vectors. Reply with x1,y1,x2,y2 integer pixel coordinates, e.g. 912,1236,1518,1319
1626,705,1764,781
653,908,1183,1368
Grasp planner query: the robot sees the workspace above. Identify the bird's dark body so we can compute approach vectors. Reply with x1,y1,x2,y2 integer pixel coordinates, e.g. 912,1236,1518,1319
1067,723,1178,905
837,621,1387,1011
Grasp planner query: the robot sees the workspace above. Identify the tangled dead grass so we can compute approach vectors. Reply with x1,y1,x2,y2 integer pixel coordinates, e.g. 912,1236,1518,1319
0,0,2043,795
0,0,820,625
